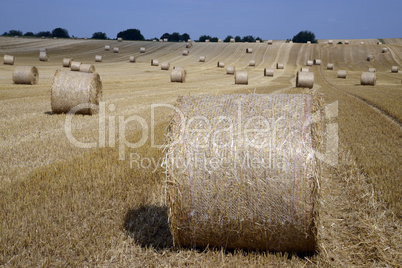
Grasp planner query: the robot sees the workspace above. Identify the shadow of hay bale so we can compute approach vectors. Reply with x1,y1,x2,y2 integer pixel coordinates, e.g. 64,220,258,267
124,205,173,249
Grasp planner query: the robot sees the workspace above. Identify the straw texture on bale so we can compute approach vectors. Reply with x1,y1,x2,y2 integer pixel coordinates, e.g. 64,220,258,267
95,55,102,62
301,67,310,72
276,63,284,69
382,47,388,53
129,56,136,63
113,47,119,53
313,59,321,65
51,70,102,115
327,64,334,70
117,37,123,42
249,60,255,66
235,71,248,85
217,61,225,68
161,62,170,70
140,47,146,53
3,55,15,65
367,55,374,61
306,60,313,66
39,48,47,52
105,45,110,51
151,59,159,66
182,50,189,56
246,48,253,53
70,61,82,71
39,51,48,61
226,66,235,75
391,66,399,73
62,58,73,68
79,64,95,73
337,70,347,79
361,72,376,85
264,68,274,77
368,68,376,73
170,68,186,83
13,66,39,85
165,93,323,252
296,71,314,89
199,56,206,62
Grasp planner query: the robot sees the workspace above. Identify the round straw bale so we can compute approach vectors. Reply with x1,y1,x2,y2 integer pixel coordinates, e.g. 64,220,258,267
205,39,210,43
267,40,273,45
153,39,157,42
264,68,274,77
391,66,399,73
226,66,235,75
39,51,48,61
187,39,192,42
70,61,82,71
337,70,347,79
95,55,102,62
161,62,170,70
300,67,310,72
296,71,314,88
12,66,39,85
182,50,189,56
256,40,260,43
140,47,146,53
328,40,333,44
326,63,334,70
313,59,321,65
367,55,374,61
113,47,119,53
39,48,47,52
117,37,123,42
345,40,350,44
360,41,365,45
79,64,95,73
306,60,313,66
289,41,293,43
151,59,159,66
235,71,248,84
230,38,235,43
51,70,102,115
41,36,46,39
105,45,110,51
217,61,225,68
166,93,323,252
377,41,382,45
382,47,388,53
170,68,186,83
129,56,136,63
249,60,255,66
368,68,376,73
276,63,284,69
361,72,376,85
199,56,206,62
307,41,311,44
218,39,223,43
62,58,73,68
246,48,253,53
3,55,15,65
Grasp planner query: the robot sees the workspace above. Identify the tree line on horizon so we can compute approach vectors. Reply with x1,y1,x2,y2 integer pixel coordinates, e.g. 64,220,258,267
2,28,317,43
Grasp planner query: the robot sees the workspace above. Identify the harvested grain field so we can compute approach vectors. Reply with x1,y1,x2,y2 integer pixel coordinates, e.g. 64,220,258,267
0,37,401,267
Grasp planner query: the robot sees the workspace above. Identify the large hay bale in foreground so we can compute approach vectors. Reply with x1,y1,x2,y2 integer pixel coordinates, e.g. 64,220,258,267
13,66,39,85
171,68,186,83
70,61,82,71
166,94,323,252
235,71,248,84
391,66,399,73
361,72,376,85
79,64,95,73
264,68,274,76
296,71,314,88
62,58,73,68
226,66,235,75
3,55,15,65
337,70,347,79
39,51,48,61
51,70,102,115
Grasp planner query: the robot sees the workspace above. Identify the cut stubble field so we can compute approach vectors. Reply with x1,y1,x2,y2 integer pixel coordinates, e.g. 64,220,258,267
0,37,401,267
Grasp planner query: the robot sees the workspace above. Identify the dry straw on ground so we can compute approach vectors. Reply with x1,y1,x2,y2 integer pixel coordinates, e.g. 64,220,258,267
140,47,146,53
296,71,314,88
12,66,39,85
129,56,135,63
199,56,206,62
170,68,186,83
217,61,225,68
104,45,110,51
226,66,235,74
161,62,170,70
264,68,274,77
276,63,284,69
151,59,159,66
327,64,334,70
165,94,323,252
79,64,95,73
361,72,376,85
337,70,347,79
391,66,399,73
3,55,15,65
62,58,73,68
249,60,255,66
113,47,119,53
51,70,102,115
306,60,313,66
39,51,48,61
70,61,81,71
95,55,102,62
314,59,321,65
234,71,248,84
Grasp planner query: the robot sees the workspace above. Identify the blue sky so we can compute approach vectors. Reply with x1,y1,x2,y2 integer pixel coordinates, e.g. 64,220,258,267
1,0,401,40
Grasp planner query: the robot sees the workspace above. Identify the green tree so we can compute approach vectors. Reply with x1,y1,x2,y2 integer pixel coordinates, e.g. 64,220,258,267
180,33,190,42
199,35,212,42
292,30,317,43
160,33,170,41
117,28,144,41
2,30,23,36
52,28,70,38
210,37,219,42
224,35,233,42
234,36,241,42
36,31,52,38
92,32,108,39
24,32,35,37
242,35,255,42
170,32,180,42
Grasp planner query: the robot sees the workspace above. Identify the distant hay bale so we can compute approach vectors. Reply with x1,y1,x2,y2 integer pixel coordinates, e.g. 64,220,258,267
264,68,274,77
276,63,284,69
296,71,314,88
51,70,102,115
307,41,311,44
391,66,399,73
140,47,146,53
41,36,46,39
151,59,159,66
289,41,293,44
377,41,382,45
153,39,157,42
187,39,192,42
267,40,273,45
361,72,376,85
182,50,189,56
163,38,168,42
12,66,39,85
327,63,334,70
129,56,136,63
337,70,347,79
95,55,102,62
235,71,248,84
217,61,225,68
79,64,95,73
117,37,123,42
70,61,82,71
218,39,223,43
256,40,260,43
166,93,322,252
246,48,253,53
39,48,47,52
249,60,255,66
105,45,110,51
226,66,235,74
367,55,374,61
230,38,235,43
199,56,206,62
360,41,365,45
113,47,119,53
301,67,310,72
170,68,186,83
39,51,48,61
185,43,192,48
382,47,388,53
62,58,73,68
368,68,376,73
328,40,333,44
3,55,15,65
205,39,210,43
306,60,313,66
345,40,350,44
313,59,321,65
161,62,170,70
